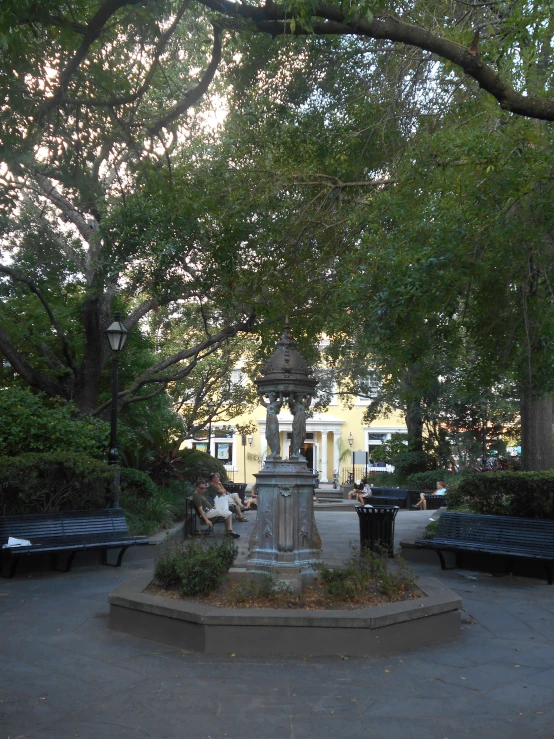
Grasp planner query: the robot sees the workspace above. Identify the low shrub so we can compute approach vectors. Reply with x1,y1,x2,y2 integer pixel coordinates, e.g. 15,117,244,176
367,472,406,488
175,448,229,483
120,468,158,500
154,538,238,596
451,471,554,519
0,452,114,514
421,519,439,540
121,480,194,536
315,547,414,601
226,574,293,605
405,470,455,490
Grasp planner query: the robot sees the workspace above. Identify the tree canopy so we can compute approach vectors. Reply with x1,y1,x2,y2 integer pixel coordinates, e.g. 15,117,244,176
1,0,554,467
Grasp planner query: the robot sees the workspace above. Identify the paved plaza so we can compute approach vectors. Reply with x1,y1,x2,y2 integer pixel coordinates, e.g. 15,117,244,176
1,510,554,738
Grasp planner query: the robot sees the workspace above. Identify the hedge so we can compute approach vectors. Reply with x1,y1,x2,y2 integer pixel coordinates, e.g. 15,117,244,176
176,448,229,483
0,452,114,515
0,388,110,458
405,470,455,490
120,467,158,500
448,471,554,519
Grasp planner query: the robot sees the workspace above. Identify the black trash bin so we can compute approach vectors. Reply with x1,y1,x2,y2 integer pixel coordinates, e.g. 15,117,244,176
356,505,399,558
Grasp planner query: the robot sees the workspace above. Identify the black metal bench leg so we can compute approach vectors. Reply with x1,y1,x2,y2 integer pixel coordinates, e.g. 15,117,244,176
101,547,128,567
545,563,553,585
52,551,77,573
1,556,19,579
435,549,447,570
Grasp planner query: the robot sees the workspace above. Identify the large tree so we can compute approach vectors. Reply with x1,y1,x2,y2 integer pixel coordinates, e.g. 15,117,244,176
1,0,553,456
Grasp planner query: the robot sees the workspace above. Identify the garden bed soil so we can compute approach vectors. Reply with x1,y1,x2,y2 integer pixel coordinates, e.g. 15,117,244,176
146,579,423,610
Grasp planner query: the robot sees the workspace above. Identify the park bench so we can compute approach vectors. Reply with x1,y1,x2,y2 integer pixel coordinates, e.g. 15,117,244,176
414,512,554,584
0,509,148,578
365,487,410,508
407,490,448,510
184,496,226,537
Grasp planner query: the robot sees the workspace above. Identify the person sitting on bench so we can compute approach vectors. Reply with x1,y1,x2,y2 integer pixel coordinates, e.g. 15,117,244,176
192,481,240,538
242,484,258,511
348,481,372,505
413,481,447,510
207,473,248,521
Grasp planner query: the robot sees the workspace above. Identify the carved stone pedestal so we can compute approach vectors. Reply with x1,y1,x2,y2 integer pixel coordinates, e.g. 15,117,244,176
246,457,321,591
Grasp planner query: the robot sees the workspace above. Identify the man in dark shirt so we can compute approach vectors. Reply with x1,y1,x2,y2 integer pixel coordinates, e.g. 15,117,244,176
192,481,239,538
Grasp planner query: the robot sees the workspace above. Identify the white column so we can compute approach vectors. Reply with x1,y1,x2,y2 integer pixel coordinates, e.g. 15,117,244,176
320,430,329,482
260,427,267,461
333,432,341,476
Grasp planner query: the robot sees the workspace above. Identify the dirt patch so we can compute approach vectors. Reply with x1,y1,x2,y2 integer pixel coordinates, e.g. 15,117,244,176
146,579,423,610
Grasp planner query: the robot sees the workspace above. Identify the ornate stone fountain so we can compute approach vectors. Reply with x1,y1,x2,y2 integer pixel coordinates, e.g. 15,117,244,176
246,323,321,590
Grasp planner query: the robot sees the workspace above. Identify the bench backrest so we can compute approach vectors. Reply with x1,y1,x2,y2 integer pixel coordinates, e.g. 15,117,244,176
370,488,408,500
436,512,554,550
0,509,129,545
225,483,247,496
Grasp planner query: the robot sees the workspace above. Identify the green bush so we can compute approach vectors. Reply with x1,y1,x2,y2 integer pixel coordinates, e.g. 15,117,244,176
391,450,435,479
154,538,238,596
0,452,114,514
120,480,194,536
175,448,229,483
0,388,110,458
421,519,439,540
316,547,414,601
226,574,292,605
405,470,454,490
120,467,158,500
450,471,554,519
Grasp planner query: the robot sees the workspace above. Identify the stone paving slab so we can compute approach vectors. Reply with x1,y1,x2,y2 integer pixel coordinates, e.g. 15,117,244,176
1,510,553,738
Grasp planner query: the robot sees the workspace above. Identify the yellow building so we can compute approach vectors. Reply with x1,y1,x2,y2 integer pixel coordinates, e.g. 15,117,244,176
188,389,407,485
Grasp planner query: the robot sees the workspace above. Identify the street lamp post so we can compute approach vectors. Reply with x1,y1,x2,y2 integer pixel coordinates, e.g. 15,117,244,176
105,312,128,507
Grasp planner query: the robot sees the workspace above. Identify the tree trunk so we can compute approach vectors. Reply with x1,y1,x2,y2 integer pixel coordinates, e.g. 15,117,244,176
405,398,424,451
520,392,554,471
402,366,424,451
73,293,111,413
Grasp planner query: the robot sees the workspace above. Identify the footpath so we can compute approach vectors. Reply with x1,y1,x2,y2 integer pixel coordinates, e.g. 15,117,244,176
1,509,553,738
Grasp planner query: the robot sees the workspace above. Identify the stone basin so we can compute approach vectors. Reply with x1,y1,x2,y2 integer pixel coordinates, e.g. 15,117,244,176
109,572,461,657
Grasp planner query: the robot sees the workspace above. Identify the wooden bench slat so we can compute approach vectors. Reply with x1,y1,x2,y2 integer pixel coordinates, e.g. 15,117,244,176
415,512,554,583
0,509,148,577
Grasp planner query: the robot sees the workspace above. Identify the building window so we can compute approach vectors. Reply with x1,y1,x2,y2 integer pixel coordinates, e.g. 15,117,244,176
356,376,381,405
213,426,234,438
192,442,208,452
215,442,233,463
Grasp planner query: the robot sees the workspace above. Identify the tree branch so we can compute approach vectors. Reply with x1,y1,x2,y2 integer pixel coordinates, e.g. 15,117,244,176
0,266,77,375
91,312,256,415
124,298,159,329
34,0,144,127
0,325,67,398
199,0,554,121
148,25,223,136
60,0,191,110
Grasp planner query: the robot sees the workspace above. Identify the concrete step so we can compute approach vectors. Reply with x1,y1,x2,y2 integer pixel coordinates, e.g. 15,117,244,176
313,501,358,511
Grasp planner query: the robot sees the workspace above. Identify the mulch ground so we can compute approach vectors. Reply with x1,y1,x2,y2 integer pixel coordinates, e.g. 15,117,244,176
147,579,423,610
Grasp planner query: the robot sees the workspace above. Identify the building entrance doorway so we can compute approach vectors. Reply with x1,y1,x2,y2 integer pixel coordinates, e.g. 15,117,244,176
303,443,316,472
